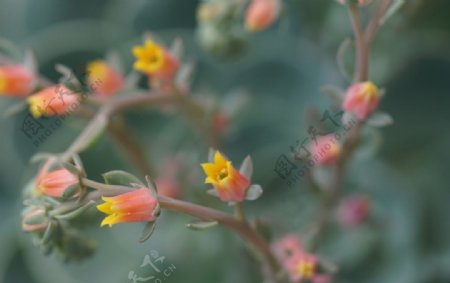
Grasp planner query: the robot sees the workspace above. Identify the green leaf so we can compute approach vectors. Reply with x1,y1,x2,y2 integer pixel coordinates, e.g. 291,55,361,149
102,170,143,186
185,220,218,231
60,184,80,200
366,112,394,127
239,155,253,180
139,221,157,243
41,221,56,245
245,184,263,201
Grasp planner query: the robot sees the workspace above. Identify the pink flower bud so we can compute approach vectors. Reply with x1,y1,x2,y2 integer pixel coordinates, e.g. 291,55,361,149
86,60,124,97
245,0,280,32
27,84,81,118
309,135,341,165
0,64,35,97
342,81,379,120
338,195,371,227
35,159,79,198
21,207,48,232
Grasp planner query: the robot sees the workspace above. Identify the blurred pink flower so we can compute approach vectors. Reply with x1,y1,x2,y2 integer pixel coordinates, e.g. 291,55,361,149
309,134,341,165
338,195,372,227
342,81,379,120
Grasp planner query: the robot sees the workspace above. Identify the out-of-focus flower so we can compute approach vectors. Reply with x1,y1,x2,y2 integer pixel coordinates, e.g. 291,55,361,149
155,156,183,199
197,2,225,23
86,60,124,97
35,159,79,198
273,234,303,262
201,151,251,202
212,110,230,136
27,84,80,118
97,188,159,227
286,252,318,282
245,0,280,32
132,39,179,87
338,195,371,227
21,207,48,232
155,179,180,199
0,64,35,97
342,81,379,120
309,135,341,165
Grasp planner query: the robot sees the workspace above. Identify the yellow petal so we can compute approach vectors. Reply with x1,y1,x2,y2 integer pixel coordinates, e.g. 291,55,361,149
214,151,228,168
100,214,119,227
96,202,113,214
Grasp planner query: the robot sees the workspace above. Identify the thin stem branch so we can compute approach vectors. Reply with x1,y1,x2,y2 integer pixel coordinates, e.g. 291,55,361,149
366,0,393,46
107,118,155,176
50,179,280,282
348,4,369,82
157,195,279,281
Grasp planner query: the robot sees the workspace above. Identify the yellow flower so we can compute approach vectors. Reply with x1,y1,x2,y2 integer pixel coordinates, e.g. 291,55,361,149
201,151,250,202
132,40,166,74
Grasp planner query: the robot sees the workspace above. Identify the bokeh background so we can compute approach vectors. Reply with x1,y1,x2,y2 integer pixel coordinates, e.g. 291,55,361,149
1,0,450,283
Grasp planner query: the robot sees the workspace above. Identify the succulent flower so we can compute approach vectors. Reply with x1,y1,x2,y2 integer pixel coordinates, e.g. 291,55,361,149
342,81,379,120
86,60,124,97
97,188,159,227
27,84,80,118
0,64,35,97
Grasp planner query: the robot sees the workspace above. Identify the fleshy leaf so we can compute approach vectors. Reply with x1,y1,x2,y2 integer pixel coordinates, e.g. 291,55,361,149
366,112,394,127
239,155,253,180
139,221,156,243
53,200,95,220
185,220,218,230
102,170,144,186
245,184,263,201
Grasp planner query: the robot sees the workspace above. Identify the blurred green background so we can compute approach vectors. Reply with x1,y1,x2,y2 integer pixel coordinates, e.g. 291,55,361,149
1,0,450,282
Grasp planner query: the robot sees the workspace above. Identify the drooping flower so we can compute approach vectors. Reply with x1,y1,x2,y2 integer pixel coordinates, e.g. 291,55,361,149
245,0,280,32
132,39,179,87
27,84,80,118
35,159,79,198
309,134,341,165
201,151,251,202
86,60,124,97
285,252,318,282
342,81,380,120
0,64,35,97
97,188,159,227
338,195,371,227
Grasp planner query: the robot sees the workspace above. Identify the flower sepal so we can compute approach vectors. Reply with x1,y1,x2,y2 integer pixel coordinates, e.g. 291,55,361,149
365,111,393,127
